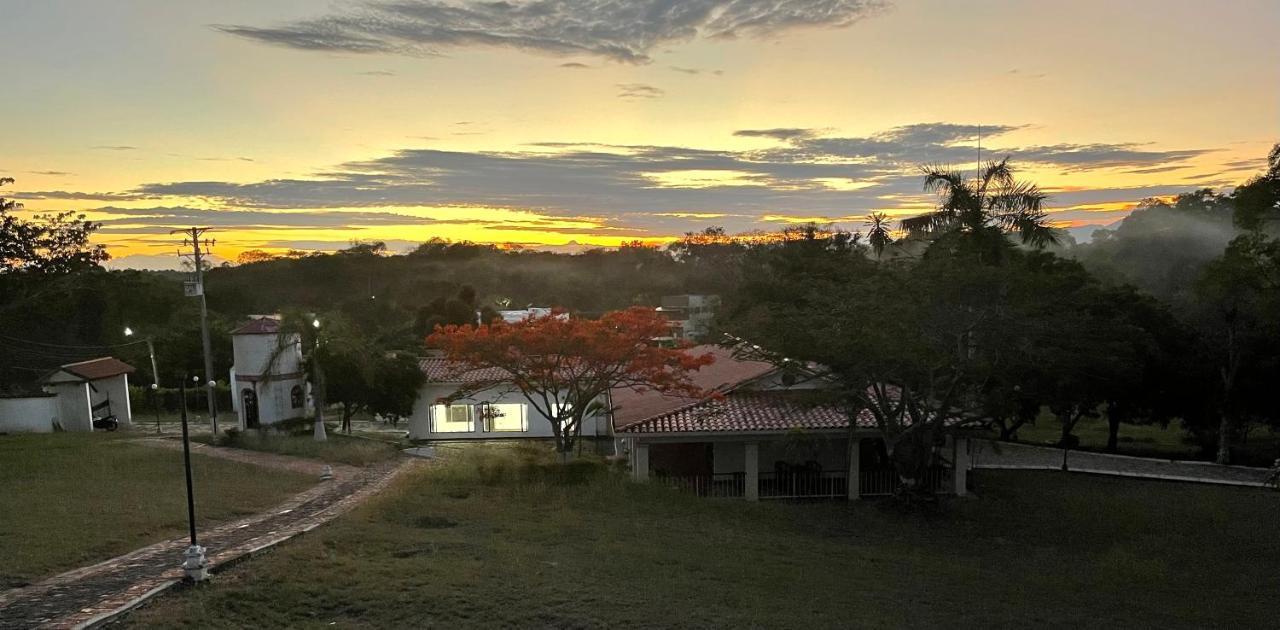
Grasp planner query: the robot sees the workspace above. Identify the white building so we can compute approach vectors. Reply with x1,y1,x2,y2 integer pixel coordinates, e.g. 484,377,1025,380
229,317,310,429
0,357,135,433
656,294,720,342
611,345,972,501
406,357,610,444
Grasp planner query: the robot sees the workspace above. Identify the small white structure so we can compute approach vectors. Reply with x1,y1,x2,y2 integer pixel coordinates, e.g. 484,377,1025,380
229,317,310,429
0,357,136,433
406,357,610,443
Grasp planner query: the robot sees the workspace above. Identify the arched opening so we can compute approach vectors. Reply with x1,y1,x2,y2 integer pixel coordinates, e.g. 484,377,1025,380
241,388,259,429
290,385,304,410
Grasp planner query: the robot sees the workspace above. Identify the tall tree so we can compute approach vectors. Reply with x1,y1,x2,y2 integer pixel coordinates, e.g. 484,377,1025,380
1194,233,1280,463
901,158,1057,263
428,307,714,456
0,177,108,273
1232,143,1280,232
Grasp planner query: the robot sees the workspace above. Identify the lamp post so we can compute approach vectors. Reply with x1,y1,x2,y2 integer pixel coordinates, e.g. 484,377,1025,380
178,376,208,581
125,327,163,434
312,318,327,442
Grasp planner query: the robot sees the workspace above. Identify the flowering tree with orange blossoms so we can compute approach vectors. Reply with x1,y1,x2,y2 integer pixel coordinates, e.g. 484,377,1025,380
427,307,715,457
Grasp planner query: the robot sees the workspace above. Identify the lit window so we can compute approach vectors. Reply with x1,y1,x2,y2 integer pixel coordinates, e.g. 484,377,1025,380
482,403,527,432
432,404,473,433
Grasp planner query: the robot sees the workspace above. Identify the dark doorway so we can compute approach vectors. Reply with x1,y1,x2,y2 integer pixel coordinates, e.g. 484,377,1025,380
242,388,259,429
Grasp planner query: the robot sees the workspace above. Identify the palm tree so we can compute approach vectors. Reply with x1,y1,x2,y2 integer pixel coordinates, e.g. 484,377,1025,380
865,212,894,259
901,158,1057,258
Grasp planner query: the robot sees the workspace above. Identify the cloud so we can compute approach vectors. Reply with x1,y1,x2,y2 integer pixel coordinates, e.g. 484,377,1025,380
25,170,75,176
91,145,138,151
12,190,158,202
120,122,1216,238
670,66,722,75
213,0,888,63
616,83,664,99
559,62,590,69
734,128,821,141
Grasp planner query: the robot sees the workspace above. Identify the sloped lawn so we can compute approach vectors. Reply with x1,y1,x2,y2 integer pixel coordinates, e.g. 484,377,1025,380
196,430,401,467
0,433,313,586
123,447,1280,629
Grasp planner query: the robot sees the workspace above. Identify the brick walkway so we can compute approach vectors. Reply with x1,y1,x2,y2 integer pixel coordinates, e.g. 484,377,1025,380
0,442,416,630
972,440,1274,487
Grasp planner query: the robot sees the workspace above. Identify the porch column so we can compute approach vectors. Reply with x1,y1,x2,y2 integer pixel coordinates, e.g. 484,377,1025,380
744,442,759,501
953,437,970,496
847,437,862,501
631,441,649,481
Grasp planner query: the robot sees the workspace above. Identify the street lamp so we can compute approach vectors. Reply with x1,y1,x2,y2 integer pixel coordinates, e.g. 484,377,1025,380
125,327,163,434
311,318,327,442
178,376,208,581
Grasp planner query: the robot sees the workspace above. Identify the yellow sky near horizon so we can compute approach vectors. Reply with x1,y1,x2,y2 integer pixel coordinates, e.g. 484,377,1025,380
2,0,1275,265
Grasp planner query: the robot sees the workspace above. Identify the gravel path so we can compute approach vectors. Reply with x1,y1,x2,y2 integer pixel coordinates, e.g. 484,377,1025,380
0,441,416,630
972,440,1274,487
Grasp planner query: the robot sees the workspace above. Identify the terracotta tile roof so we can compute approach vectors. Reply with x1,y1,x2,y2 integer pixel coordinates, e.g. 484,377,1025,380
231,317,282,335
418,357,510,383
610,344,777,429
617,392,875,434
51,357,136,382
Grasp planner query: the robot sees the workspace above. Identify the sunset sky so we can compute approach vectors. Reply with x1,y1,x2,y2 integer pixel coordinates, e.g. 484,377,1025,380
4,0,1277,268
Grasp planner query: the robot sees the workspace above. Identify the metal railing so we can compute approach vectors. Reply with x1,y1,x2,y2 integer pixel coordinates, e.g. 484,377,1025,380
758,470,848,499
654,472,746,498
654,467,954,499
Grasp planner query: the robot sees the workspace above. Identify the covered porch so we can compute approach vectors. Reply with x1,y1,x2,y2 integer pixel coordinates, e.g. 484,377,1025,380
627,433,970,500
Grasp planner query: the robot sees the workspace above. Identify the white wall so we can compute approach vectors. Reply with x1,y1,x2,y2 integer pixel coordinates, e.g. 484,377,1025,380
232,331,308,429
234,375,307,429
0,396,60,433
52,382,92,432
407,383,609,441
232,332,302,378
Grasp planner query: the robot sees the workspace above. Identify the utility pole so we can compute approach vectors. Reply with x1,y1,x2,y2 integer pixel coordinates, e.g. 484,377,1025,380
174,227,219,435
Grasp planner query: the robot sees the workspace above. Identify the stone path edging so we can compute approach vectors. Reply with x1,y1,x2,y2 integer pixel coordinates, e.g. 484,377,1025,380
0,440,418,630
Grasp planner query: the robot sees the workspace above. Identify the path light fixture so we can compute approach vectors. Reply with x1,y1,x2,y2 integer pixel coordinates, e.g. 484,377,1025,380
178,377,208,581
312,317,327,442
125,326,163,433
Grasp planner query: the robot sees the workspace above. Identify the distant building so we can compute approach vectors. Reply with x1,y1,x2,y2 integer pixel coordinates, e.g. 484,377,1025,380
405,356,610,446
496,307,558,323
229,317,310,429
656,294,720,342
0,357,135,433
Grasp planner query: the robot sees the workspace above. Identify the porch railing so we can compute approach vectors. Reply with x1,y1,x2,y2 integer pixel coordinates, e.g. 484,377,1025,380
654,467,954,499
758,471,847,499
653,473,746,498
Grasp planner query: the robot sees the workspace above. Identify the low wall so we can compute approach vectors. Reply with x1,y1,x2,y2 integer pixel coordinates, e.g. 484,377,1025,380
0,396,60,433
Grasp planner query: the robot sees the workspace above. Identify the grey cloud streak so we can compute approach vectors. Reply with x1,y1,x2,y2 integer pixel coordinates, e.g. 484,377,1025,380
214,0,888,63
119,122,1215,235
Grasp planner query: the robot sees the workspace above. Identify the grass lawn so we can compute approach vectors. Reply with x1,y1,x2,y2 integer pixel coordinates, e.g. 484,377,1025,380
1006,414,1280,465
124,446,1280,629
196,430,400,467
0,432,313,587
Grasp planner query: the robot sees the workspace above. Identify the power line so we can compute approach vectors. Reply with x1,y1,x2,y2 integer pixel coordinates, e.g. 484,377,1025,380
0,334,149,350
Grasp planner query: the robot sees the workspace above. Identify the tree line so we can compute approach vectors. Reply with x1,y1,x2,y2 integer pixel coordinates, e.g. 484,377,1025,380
1,145,1276,467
